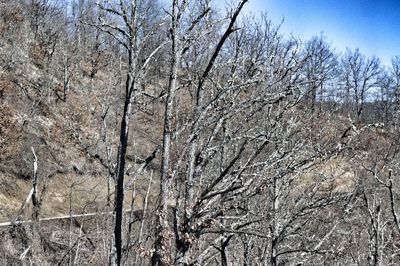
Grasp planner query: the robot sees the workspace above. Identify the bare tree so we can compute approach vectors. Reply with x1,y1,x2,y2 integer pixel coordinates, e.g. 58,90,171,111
94,1,166,265
303,34,338,113
341,48,381,122
152,0,180,265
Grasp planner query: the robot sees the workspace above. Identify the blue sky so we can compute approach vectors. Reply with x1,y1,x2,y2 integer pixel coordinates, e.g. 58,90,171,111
235,0,400,66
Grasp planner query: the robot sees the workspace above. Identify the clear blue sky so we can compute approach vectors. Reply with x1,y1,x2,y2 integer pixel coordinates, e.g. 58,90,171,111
236,0,400,66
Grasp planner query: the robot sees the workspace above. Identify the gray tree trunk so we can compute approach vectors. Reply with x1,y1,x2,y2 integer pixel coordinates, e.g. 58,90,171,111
153,1,179,265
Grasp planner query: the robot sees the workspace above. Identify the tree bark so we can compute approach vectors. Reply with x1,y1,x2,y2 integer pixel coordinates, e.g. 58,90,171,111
110,1,138,264
153,1,179,265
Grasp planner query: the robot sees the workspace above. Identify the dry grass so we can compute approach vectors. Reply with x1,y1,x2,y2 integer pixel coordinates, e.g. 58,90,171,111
297,157,356,194
0,169,158,223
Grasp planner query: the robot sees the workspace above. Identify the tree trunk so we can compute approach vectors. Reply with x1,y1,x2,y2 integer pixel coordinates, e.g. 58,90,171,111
111,31,138,266
110,91,134,266
153,1,179,265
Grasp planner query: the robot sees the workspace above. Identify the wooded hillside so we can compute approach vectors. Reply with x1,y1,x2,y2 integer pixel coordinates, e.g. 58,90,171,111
1,1,400,265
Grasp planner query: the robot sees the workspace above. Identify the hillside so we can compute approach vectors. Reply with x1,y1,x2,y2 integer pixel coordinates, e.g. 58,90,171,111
1,1,400,265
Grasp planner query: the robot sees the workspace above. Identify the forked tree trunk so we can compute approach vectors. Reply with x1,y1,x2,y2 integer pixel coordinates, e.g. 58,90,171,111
153,1,249,265
110,1,138,263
